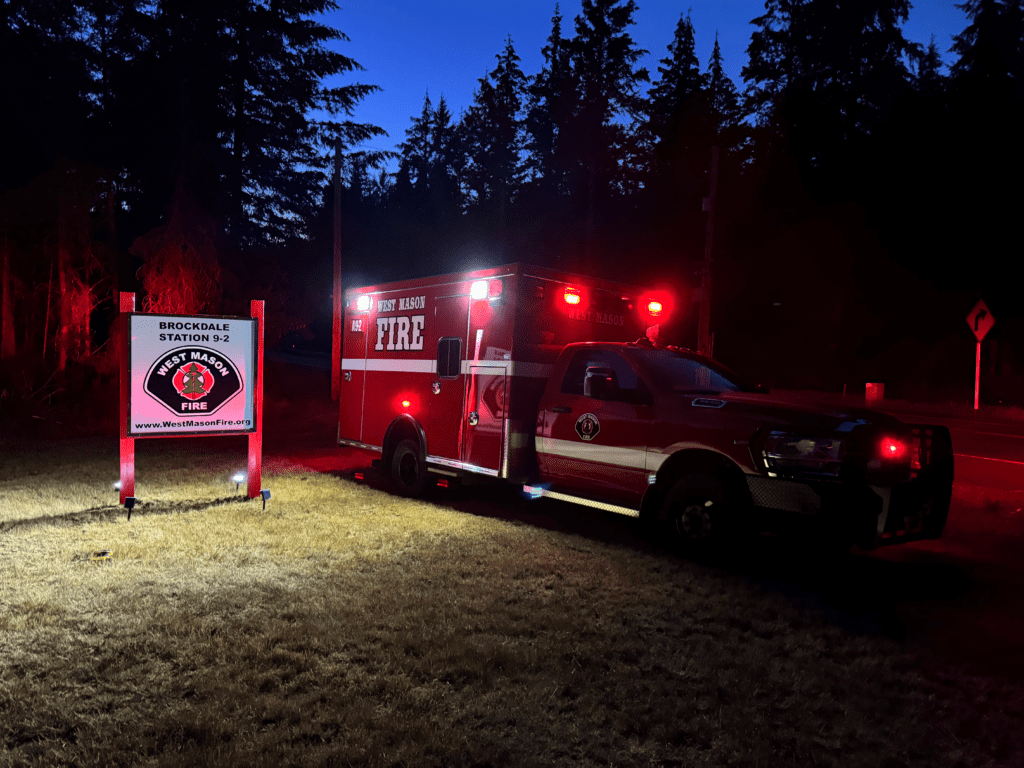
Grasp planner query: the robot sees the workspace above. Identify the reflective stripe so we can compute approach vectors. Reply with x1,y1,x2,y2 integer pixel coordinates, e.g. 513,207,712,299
343,358,434,373
341,358,552,378
426,455,500,477
535,436,647,470
522,486,640,517
339,438,382,452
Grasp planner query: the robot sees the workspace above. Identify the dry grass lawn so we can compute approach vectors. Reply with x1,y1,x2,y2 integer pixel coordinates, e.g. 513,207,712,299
1,435,1023,767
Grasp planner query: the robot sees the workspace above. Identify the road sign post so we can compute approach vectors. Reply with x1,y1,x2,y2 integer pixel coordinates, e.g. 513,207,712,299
966,299,995,411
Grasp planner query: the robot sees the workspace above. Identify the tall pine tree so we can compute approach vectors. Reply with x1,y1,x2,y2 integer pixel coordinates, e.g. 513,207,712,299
564,0,649,258
463,35,528,237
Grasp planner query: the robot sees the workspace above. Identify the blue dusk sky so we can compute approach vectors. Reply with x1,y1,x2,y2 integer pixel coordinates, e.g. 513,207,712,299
321,1,969,162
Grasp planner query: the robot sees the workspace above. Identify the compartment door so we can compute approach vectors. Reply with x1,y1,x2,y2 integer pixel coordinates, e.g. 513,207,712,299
463,364,507,475
426,294,469,463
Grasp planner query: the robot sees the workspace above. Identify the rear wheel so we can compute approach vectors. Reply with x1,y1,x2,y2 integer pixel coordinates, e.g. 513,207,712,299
390,439,426,497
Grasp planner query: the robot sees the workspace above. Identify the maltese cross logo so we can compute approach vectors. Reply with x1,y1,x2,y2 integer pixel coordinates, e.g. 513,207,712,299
172,362,214,400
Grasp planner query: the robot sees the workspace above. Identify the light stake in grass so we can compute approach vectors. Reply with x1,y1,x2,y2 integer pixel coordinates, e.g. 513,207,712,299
233,472,245,492
260,489,270,511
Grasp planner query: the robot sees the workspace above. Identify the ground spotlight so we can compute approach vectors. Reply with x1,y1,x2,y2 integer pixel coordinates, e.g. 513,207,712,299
233,472,245,491
113,480,122,491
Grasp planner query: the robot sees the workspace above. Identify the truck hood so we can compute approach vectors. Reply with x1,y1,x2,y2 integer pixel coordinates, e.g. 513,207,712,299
693,391,908,434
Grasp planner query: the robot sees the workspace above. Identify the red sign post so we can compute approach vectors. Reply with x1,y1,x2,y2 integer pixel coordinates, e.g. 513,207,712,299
118,292,266,506
966,299,995,411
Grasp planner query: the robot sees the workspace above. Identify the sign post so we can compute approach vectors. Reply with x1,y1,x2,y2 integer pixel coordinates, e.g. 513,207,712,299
119,292,136,505
119,294,266,507
966,299,995,411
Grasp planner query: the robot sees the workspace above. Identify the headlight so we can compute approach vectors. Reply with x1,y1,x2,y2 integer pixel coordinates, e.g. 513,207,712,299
763,432,845,476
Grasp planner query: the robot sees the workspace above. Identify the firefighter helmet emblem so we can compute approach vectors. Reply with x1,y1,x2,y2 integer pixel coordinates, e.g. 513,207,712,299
575,412,600,441
173,362,214,400
144,346,244,417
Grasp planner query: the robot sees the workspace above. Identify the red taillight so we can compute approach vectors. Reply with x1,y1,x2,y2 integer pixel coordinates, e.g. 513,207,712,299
879,436,909,461
401,399,411,409
354,472,364,481
437,478,449,488
564,287,581,305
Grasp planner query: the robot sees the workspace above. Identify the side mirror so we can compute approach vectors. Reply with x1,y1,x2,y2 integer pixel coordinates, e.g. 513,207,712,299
584,367,618,399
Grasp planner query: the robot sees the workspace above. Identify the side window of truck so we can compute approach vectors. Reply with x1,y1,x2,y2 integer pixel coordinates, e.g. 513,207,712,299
437,337,462,378
560,350,646,401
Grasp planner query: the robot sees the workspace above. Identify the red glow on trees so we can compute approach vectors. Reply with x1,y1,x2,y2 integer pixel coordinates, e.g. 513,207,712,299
131,187,223,315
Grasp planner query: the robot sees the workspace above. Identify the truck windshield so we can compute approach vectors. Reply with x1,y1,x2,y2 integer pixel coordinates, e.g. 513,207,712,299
631,348,755,394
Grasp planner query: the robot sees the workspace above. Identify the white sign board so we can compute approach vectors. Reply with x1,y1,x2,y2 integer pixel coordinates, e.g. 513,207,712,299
127,314,257,436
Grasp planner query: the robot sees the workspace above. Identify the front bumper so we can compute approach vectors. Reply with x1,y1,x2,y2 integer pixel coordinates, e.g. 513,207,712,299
745,423,954,548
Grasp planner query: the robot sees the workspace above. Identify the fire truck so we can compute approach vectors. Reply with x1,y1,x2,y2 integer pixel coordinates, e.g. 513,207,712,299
338,262,953,550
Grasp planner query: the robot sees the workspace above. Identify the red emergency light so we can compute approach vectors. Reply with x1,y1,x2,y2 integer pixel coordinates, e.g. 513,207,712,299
563,287,581,305
879,436,909,461
394,394,418,413
640,290,673,320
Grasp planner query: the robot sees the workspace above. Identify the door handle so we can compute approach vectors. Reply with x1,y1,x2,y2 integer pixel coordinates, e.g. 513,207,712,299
468,411,479,426
551,406,572,414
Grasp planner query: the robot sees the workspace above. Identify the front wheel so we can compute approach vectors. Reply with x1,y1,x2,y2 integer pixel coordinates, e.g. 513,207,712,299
390,439,426,497
663,472,729,552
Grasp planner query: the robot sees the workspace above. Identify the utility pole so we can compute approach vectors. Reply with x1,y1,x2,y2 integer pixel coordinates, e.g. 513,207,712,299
697,146,719,358
331,138,343,401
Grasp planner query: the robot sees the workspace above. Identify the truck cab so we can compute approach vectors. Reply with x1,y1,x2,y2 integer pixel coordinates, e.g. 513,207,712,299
531,340,954,550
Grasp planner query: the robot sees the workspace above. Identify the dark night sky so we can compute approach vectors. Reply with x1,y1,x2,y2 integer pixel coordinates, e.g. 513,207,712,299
321,0,969,164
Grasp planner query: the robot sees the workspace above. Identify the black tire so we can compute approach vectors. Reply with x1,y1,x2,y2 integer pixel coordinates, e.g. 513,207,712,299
663,472,729,550
390,439,427,497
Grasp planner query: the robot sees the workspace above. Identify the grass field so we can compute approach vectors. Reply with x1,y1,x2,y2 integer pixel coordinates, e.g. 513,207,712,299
2,432,1023,767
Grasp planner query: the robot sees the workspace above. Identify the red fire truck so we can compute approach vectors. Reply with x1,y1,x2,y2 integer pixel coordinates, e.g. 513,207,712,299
338,262,953,550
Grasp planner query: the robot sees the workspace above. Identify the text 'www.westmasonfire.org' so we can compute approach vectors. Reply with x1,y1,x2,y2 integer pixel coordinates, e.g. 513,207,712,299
134,419,252,429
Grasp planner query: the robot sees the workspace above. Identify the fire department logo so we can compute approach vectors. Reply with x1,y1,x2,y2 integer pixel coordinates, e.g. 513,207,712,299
143,346,244,417
575,412,601,441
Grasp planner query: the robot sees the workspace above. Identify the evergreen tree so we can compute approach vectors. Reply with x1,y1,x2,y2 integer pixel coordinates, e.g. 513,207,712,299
705,33,744,143
912,34,945,95
742,0,914,205
220,0,384,245
646,11,705,151
397,92,436,206
1,1,93,191
463,36,528,227
428,95,464,223
524,4,575,200
564,0,649,252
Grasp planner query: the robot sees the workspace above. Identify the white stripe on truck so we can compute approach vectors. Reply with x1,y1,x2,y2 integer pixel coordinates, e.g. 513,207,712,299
535,437,648,470
341,358,553,378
